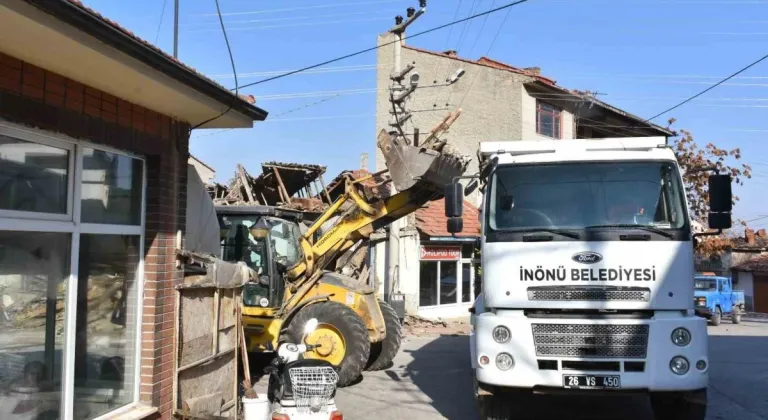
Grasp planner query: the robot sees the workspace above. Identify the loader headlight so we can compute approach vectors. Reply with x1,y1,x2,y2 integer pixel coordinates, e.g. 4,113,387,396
492,326,510,343
670,356,689,375
495,353,515,371
671,328,691,347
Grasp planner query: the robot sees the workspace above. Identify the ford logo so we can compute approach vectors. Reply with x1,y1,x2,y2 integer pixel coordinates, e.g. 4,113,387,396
572,252,603,264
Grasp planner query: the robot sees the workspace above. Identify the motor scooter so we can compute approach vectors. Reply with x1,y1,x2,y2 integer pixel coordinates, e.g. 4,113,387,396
265,318,344,420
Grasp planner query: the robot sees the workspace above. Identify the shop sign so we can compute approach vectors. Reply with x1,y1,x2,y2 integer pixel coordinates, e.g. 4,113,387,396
420,245,461,261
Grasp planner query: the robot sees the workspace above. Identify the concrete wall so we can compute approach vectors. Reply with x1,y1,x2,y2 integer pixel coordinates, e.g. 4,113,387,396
375,33,576,207
189,156,215,185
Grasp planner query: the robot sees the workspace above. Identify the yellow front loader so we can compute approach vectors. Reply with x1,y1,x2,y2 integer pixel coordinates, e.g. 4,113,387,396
217,130,468,386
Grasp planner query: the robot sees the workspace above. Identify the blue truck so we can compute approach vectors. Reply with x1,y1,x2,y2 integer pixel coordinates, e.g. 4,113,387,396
694,274,745,326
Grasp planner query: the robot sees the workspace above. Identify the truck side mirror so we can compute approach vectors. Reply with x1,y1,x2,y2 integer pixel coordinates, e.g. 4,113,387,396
708,174,732,230
447,217,464,234
444,183,464,217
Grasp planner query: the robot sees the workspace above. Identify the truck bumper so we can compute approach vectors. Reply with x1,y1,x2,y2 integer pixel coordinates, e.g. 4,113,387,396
474,311,708,392
694,307,711,318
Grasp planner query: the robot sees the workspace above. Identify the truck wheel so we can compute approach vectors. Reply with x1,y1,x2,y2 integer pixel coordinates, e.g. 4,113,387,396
365,300,402,371
710,307,721,326
478,394,526,420
650,389,707,420
732,311,742,324
282,301,370,387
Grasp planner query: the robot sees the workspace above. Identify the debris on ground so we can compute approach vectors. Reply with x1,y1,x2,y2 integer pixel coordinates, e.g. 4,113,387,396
403,314,470,337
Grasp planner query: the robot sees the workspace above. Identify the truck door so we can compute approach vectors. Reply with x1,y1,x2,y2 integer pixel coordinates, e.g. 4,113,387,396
720,279,733,312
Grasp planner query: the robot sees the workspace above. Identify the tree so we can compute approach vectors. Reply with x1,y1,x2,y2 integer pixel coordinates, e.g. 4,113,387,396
667,118,752,258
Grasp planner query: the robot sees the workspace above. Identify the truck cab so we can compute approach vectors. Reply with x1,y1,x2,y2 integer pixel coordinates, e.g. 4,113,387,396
694,274,745,326
446,138,733,420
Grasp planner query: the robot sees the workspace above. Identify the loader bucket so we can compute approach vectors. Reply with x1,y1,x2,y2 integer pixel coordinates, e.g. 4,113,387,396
377,129,468,195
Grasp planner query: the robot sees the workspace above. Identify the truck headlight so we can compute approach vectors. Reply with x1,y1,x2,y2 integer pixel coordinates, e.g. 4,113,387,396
671,328,691,347
492,326,510,343
495,353,515,371
670,356,689,375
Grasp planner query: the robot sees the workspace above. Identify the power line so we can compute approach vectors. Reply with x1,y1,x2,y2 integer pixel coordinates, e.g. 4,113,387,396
236,0,533,90
154,0,169,45
457,1,515,107
188,16,394,33
211,64,380,79
190,0,238,131
197,0,406,17
645,52,768,121
428,0,465,91
182,9,400,27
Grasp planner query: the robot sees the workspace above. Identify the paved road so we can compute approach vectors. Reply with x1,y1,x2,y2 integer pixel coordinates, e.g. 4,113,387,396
334,318,768,420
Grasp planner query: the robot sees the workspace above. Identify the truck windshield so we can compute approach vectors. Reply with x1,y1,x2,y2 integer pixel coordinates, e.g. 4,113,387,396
694,279,717,291
487,161,688,239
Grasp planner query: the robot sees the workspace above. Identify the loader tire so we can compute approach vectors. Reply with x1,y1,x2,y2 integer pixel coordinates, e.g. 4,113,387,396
365,300,402,371
282,301,370,387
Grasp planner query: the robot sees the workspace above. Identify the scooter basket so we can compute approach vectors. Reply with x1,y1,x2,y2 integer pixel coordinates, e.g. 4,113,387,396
287,365,339,414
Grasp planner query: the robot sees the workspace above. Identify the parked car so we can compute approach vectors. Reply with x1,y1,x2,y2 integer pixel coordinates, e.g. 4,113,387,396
694,274,745,325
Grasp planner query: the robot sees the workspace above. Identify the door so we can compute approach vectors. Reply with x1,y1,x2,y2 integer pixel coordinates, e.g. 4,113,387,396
720,279,733,312
754,275,768,313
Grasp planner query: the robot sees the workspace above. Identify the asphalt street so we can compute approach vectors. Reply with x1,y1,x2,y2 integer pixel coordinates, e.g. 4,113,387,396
334,317,768,420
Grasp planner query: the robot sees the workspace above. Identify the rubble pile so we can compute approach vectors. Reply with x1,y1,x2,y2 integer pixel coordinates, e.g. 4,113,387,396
403,314,470,337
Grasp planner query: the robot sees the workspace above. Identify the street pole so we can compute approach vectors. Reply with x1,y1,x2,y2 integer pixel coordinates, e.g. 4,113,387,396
173,0,179,58
385,2,425,303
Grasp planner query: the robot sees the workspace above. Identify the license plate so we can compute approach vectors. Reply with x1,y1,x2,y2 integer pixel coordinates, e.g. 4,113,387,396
563,374,620,389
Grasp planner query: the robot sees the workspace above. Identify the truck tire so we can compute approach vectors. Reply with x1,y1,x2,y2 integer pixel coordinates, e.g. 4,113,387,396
710,307,722,326
365,300,402,371
478,394,526,420
650,389,707,420
282,301,370,387
732,311,742,324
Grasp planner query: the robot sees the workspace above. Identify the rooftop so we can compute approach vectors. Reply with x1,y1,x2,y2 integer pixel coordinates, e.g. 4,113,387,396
732,254,768,273
1,0,267,127
415,199,481,238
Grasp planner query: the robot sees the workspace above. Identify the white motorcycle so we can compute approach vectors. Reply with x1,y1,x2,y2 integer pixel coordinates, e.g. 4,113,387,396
265,318,344,420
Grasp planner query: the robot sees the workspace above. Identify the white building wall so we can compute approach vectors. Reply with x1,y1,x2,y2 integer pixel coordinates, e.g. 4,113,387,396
739,272,755,311
520,88,575,141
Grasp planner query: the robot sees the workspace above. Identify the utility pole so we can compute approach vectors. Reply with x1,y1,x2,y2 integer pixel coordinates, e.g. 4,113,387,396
173,0,179,58
385,1,425,303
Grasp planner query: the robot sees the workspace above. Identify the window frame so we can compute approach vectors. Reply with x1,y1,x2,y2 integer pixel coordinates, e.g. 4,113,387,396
418,256,475,308
536,100,562,139
0,120,147,420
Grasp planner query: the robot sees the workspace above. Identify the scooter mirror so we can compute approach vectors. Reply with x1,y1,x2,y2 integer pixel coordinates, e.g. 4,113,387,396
304,318,319,336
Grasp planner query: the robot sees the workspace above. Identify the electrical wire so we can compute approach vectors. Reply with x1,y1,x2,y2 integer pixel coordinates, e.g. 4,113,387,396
197,0,405,17
235,0,533,90
645,52,768,122
154,0,169,45
183,9,400,28
457,2,515,108
428,0,465,91
190,0,239,131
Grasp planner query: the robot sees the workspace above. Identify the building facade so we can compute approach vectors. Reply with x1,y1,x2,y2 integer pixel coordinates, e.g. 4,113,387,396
0,1,266,419
373,32,672,319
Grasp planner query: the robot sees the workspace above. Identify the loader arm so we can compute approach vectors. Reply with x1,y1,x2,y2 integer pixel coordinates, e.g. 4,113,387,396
284,129,469,289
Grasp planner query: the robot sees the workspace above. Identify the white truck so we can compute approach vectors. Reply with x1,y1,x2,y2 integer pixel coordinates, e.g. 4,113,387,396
444,138,733,420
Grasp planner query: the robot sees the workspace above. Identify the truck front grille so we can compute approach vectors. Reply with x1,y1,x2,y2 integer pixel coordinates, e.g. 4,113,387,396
527,286,650,302
531,324,649,358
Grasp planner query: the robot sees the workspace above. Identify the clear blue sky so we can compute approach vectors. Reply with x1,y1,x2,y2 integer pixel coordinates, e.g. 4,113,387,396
85,0,768,228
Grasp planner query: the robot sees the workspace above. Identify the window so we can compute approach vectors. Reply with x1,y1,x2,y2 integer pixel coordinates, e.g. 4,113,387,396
419,249,476,308
536,101,561,139
419,261,438,306
0,123,145,420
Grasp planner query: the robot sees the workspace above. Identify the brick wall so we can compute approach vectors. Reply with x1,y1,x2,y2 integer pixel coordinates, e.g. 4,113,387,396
0,51,188,420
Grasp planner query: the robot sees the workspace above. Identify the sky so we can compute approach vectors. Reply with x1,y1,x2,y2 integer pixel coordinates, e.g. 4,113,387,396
84,0,768,228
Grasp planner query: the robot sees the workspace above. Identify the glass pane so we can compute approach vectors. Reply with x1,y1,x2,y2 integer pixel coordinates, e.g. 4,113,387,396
0,135,69,214
74,235,139,420
81,149,143,225
539,113,554,137
268,218,302,267
0,231,70,420
419,262,437,307
462,263,472,303
461,245,474,259
440,262,458,305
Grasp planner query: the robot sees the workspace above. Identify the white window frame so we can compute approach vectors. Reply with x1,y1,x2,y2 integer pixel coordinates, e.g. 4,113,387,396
419,258,475,308
0,119,147,420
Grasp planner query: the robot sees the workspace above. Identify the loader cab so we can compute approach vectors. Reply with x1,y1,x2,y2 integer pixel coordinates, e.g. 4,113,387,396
215,206,303,309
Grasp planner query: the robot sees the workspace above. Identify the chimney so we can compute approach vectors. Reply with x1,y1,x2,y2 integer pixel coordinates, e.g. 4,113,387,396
758,229,767,238
442,49,457,57
746,228,756,245
524,66,541,76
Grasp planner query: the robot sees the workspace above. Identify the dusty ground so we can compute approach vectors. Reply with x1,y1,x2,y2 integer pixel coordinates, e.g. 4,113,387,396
333,316,768,420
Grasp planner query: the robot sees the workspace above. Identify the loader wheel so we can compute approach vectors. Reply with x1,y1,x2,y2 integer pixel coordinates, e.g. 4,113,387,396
365,300,402,371
282,301,370,387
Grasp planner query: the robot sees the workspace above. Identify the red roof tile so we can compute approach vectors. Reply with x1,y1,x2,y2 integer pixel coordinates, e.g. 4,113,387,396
415,199,481,238
732,254,768,273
